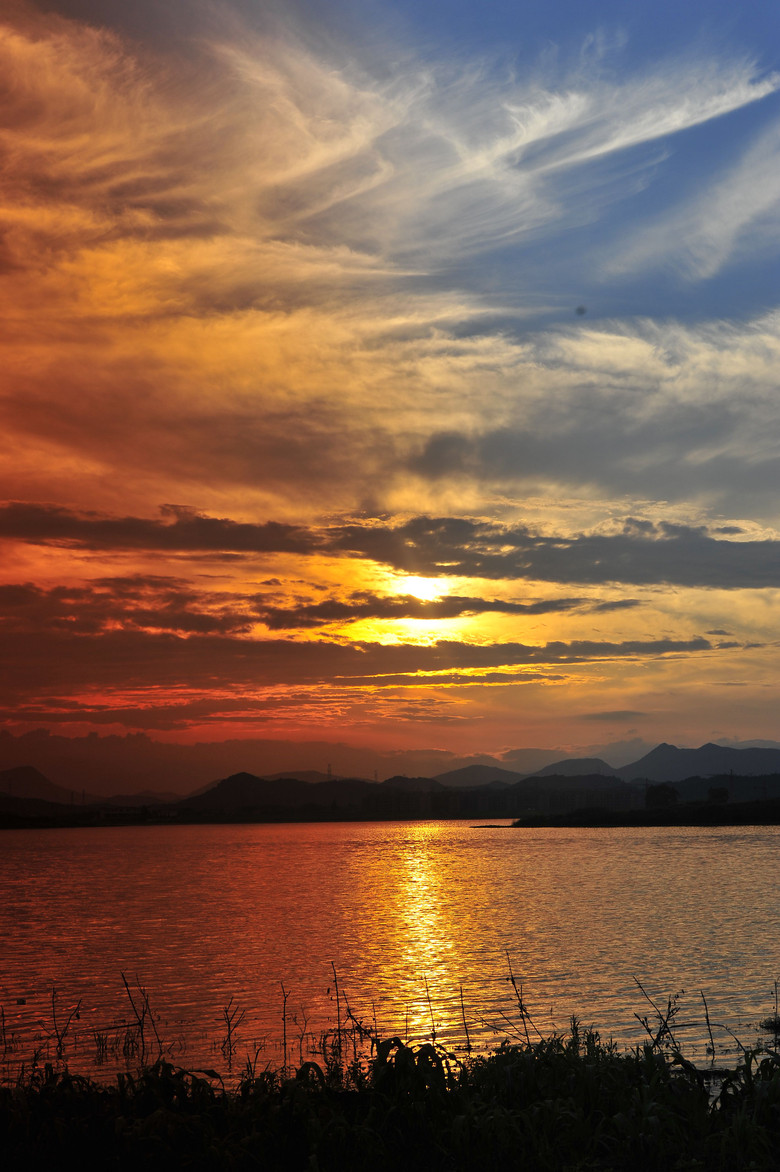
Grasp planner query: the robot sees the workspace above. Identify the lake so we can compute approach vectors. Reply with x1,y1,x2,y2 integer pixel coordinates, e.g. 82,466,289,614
1,820,778,1081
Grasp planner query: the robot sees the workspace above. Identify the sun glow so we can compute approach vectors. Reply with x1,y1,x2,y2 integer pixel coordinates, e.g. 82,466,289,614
393,575,448,602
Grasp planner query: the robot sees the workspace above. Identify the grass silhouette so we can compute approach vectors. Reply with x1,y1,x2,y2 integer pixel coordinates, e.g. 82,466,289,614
2,1013,780,1169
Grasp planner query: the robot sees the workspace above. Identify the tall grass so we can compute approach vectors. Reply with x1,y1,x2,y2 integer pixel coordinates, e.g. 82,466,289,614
3,971,780,1168
3,967,779,1086
2,1019,779,1170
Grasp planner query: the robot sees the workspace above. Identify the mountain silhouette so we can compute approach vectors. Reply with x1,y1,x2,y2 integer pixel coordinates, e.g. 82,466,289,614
182,772,377,810
0,765,96,804
617,742,780,782
528,757,617,778
432,764,525,787
381,776,445,792
6,742,780,812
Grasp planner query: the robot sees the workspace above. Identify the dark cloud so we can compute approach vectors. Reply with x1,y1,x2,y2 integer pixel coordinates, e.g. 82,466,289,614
0,690,333,731
0,624,719,705
5,502,780,590
330,516,780,589
405,392,780,512
5,503,780,594
255,591,588,628
0,502,317,554
0,577,254,636
334,670,555,687
0,583,41,606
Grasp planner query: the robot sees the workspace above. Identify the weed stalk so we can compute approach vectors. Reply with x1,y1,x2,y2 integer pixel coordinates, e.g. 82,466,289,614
280,982,289,1073
50,988,82,1060
220,997,246,1068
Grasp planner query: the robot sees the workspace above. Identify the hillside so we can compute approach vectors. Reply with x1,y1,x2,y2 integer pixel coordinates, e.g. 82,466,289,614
617,742,780,782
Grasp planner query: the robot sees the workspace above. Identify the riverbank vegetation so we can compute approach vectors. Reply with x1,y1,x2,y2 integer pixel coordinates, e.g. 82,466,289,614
511,794,780,828
2,1016,780,1170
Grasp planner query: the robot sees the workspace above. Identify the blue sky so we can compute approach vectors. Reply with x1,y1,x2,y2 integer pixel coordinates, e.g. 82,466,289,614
236,0,780,328
400,0,780,322
365,0,780,317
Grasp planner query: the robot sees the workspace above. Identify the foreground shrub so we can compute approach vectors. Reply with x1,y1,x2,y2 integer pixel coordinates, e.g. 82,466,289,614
1,1025,779,1170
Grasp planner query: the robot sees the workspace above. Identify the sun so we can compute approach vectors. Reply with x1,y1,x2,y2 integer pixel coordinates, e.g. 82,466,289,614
395,575,447,602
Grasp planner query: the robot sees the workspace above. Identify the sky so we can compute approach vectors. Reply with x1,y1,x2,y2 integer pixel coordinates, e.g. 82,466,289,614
2,0,780,772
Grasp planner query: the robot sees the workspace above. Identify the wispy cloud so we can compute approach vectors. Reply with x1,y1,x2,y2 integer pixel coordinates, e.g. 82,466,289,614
580,710,646,722
2,13,776,290
2,10,779,522
607,117,780,279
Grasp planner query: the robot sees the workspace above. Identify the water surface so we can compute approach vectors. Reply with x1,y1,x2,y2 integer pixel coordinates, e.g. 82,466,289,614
2,821,778,1078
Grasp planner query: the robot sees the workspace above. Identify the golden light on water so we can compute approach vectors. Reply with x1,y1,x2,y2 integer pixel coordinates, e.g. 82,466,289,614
386,824,464,1044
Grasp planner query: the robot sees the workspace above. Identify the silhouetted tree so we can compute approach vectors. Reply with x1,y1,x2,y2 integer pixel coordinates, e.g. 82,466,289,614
646,782,678,809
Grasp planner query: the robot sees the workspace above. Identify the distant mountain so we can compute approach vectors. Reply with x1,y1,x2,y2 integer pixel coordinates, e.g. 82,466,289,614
617,742,780,782
0,729,549,797
182,771,375,810
381,776,444,792
182,770,356,800
715,739,780,751
529,757,617,778
173,768,638,822
264,770,348,783
510,772,627,793
183,772,310,808
433,764,526,788
496,748,578,773
0,765,96,805
7,739,780,810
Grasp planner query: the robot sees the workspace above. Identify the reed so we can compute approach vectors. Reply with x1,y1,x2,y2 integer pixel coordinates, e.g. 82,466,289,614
2,966,778,1095
759,980,780,1035
49,988,82,1060
219,998,245,1068
2,1018,779,1170
120,972,164,1065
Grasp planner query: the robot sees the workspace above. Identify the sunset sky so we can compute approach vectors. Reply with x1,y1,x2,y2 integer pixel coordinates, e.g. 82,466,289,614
2,0,780,770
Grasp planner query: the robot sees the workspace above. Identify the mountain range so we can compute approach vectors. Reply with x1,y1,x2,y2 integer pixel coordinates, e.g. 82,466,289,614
4,728,780,799
4,742,780,814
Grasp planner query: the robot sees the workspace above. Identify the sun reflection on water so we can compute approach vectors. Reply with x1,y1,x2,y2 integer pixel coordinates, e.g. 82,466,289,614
389,823,464,1043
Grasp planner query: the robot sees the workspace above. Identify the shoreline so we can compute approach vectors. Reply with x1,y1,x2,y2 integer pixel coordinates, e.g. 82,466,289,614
3,799,780,830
